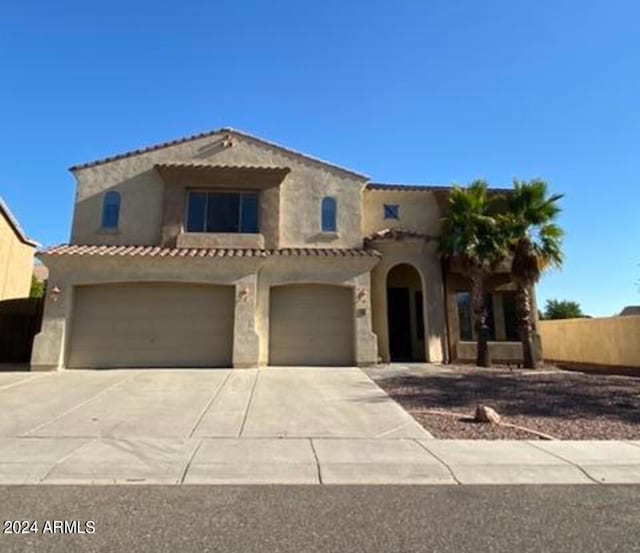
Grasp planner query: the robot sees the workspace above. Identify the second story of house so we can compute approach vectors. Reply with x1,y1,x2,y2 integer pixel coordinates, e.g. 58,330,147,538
69,128,448,250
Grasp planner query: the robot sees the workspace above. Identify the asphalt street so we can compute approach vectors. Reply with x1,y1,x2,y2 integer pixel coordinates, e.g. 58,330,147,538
1,485,639,552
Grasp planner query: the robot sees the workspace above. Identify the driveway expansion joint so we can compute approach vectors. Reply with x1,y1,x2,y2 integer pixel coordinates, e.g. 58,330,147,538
0,373,48,392
20,372,137,437
40,438,97,482
238,369,260,438
188,371,233,438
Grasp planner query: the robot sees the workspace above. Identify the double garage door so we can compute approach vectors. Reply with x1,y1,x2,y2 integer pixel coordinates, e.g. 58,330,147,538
68,284,234,368
68,283,354,368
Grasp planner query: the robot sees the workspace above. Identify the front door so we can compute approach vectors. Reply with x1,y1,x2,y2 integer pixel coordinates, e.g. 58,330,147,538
387,287,412,361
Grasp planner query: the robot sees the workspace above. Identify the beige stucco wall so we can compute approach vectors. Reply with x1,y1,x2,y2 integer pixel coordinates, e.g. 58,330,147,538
369,239,447,363
0,213,35,300
363,189,445,237
70,132,366,249
31,253,379,370
539,316,640,368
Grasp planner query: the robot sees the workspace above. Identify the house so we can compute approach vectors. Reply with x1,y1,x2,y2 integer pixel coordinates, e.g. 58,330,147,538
0,197,38,300
31,128,536,370
619,306,640,317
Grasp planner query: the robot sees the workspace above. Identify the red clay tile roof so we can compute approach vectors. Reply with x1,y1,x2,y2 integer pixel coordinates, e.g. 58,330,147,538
364,228,437,242
366,182,512,193
269,248,379,257
38,244,380,258
366,183,452,192
154,162,291,174
69,128,368,179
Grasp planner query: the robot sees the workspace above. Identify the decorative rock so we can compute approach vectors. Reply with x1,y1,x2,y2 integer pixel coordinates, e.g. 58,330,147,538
475,404,501,424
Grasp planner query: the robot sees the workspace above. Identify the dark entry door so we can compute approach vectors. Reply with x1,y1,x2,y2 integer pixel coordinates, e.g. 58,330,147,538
387,287,412,361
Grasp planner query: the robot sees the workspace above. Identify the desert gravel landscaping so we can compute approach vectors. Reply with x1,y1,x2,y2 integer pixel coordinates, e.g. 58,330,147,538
367,364,640,440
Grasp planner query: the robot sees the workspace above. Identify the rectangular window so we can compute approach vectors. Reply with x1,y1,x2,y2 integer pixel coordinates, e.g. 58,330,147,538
456,292,498,341
186,192,206,232
186,191,259,233
383,204,399,219
456,292,472,340
501,292,519,341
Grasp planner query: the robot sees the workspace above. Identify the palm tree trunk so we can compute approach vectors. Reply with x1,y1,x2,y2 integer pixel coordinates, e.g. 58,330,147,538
470,273,491,368
516,283,540,368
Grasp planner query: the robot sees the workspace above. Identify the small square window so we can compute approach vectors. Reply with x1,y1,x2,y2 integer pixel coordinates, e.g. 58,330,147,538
383,204,399,219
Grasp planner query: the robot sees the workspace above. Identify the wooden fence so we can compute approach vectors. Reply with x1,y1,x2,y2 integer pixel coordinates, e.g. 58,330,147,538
0,297,44,364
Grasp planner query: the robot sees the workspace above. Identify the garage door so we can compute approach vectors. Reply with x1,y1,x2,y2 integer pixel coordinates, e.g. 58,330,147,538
269,284,354,366
68,283,234,368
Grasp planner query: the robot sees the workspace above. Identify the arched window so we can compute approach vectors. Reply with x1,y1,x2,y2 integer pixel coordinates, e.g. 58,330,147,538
101,191,121,229
321,197,337,232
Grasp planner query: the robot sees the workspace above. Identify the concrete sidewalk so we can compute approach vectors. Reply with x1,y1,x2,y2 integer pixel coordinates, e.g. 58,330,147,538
1,437,640,485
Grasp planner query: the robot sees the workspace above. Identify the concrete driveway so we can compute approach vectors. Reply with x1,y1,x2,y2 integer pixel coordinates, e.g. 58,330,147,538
0,368,429,440
0,367,451,484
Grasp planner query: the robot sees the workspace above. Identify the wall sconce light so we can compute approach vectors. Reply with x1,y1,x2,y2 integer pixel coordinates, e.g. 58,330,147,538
50,285,61,303
356,288,368,304
238,287,250,303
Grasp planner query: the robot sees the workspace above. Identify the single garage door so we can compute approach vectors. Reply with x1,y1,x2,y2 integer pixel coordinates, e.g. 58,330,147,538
269,284,354,366
68,283,234,368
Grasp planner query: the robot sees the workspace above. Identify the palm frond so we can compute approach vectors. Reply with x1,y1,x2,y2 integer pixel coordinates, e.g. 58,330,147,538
505,179,565,283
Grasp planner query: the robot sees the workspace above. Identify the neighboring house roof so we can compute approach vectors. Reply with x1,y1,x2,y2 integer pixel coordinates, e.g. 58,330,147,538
39,244,381,258
364,228,437,242
69,128,368,180
32,264,49,282
0,197,39,247
619,306,640,316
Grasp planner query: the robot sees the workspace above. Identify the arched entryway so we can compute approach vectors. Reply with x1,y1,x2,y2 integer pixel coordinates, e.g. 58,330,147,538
386,264,426,362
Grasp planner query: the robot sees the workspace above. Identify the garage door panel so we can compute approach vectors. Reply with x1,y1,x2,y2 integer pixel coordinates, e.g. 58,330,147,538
69,284,234,368
269,285,354,366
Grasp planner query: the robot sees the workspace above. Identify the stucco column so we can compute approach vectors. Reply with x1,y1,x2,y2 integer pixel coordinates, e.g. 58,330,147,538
353,272,378,366
232,274,260,368
370,261,389,363
421,252,446,363
31,282,72,371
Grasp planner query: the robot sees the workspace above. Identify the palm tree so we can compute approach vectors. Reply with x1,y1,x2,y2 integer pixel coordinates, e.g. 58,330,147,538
439,181,509,367
503,179,564,368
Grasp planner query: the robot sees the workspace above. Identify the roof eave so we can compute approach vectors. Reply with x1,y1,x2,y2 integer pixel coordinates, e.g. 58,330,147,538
68,127,369,180
0,198,39,248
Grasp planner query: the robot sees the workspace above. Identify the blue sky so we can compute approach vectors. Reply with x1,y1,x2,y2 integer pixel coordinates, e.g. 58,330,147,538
1,1,638,316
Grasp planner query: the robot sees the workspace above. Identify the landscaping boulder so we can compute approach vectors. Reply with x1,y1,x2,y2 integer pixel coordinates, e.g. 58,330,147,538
475,404,501,424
